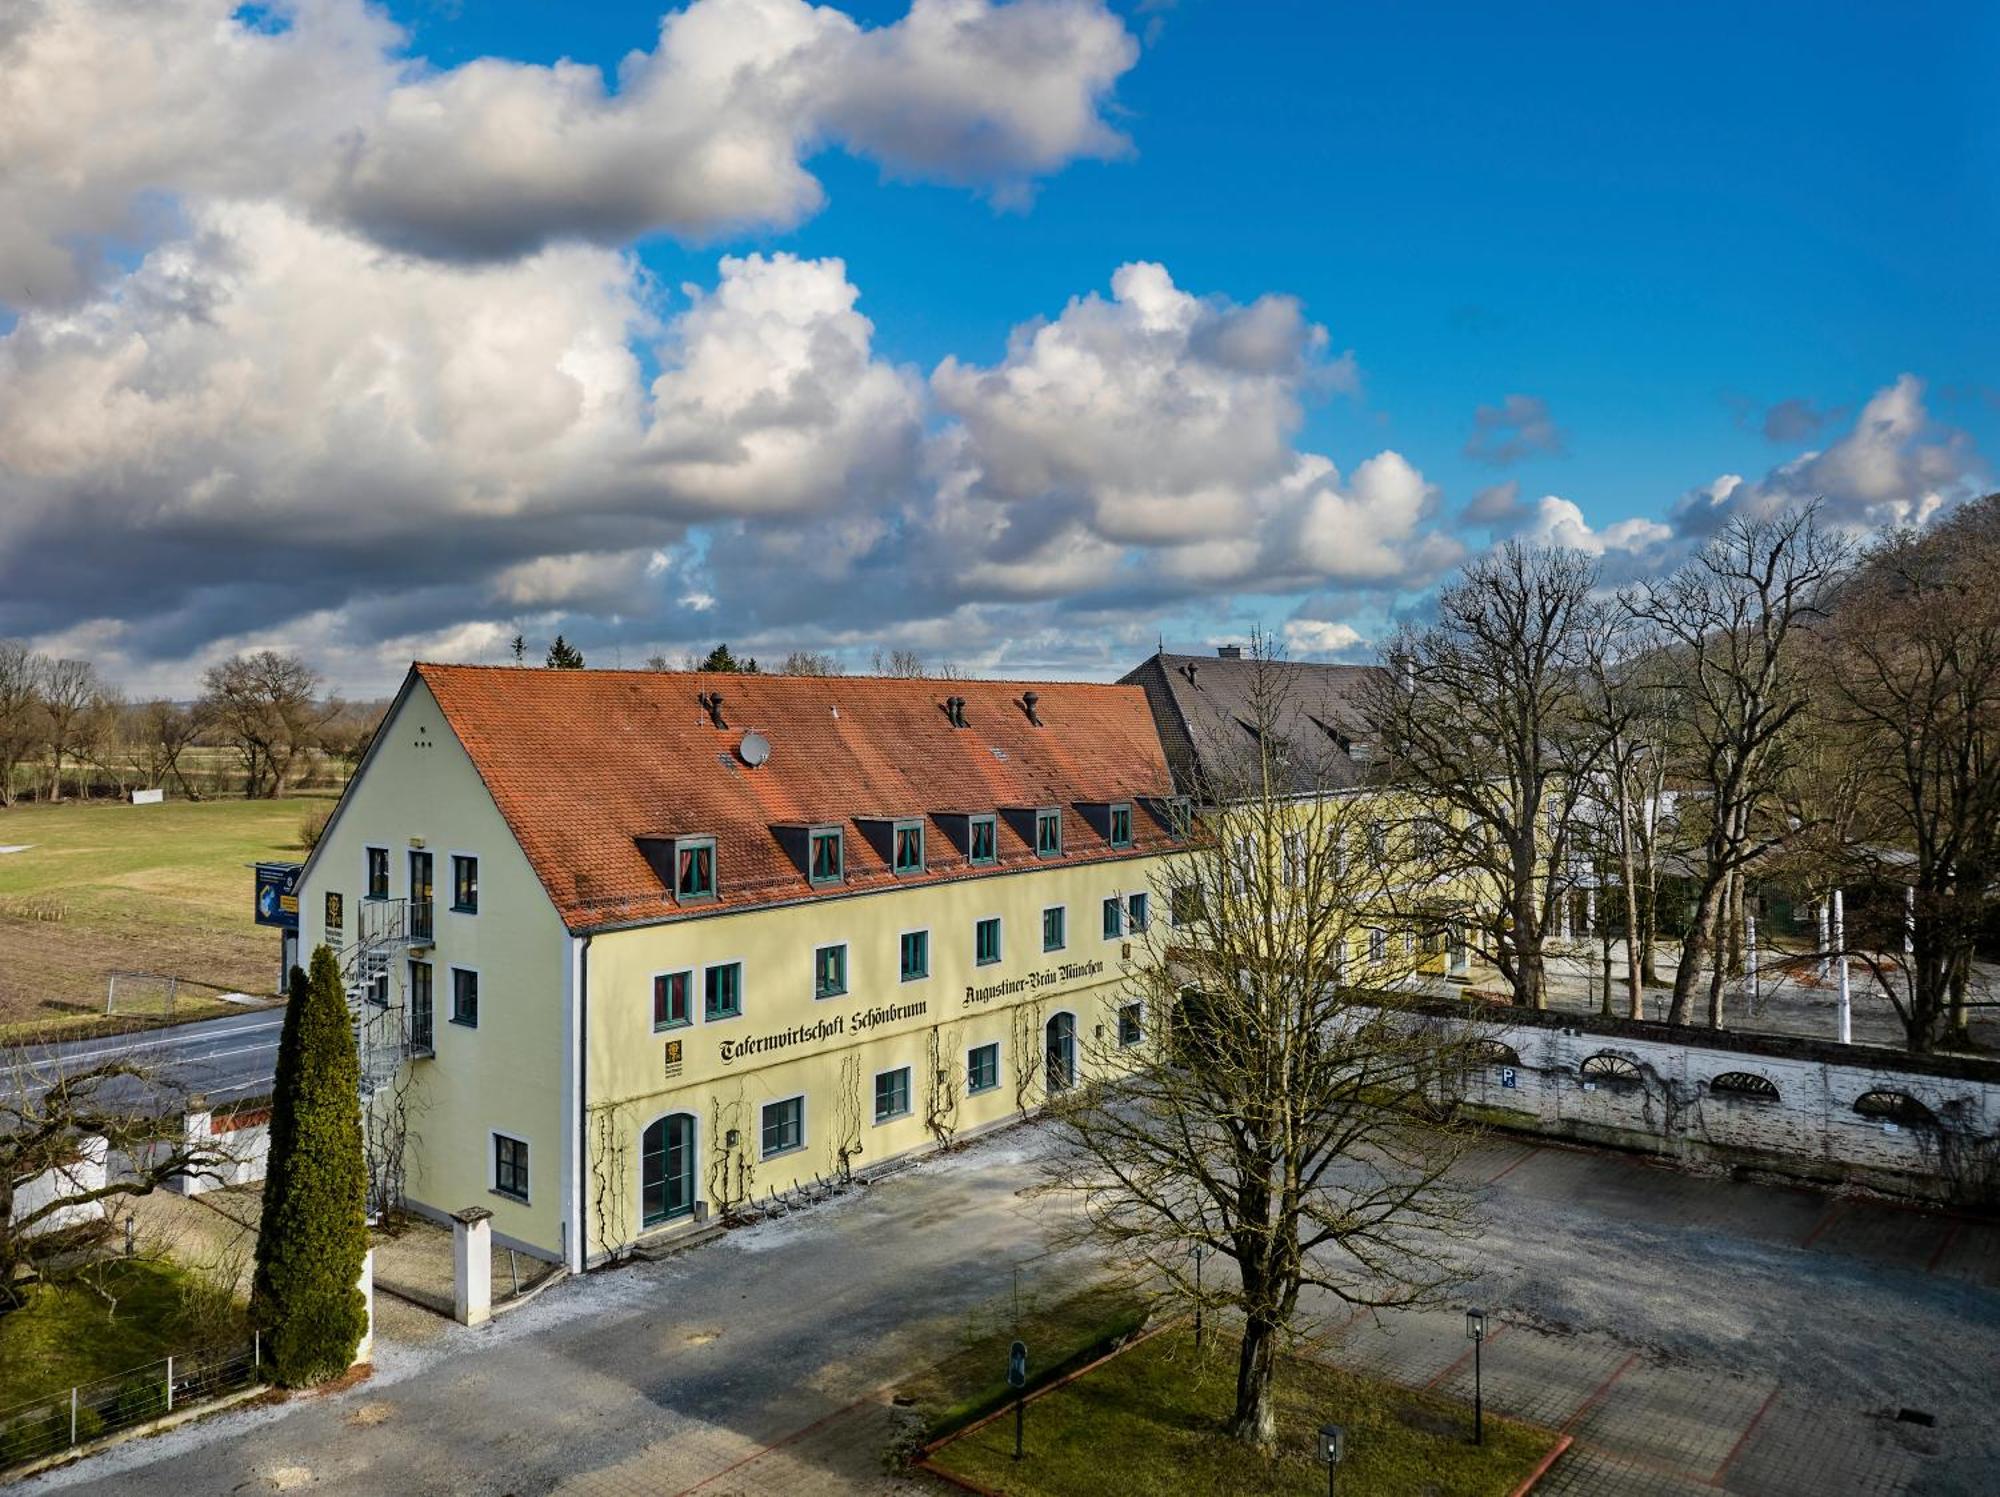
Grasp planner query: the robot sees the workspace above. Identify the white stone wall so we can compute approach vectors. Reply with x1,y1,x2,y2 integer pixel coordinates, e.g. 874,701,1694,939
169,1107,271,1195
10,1135,109,1237
1461,1015,2000,1199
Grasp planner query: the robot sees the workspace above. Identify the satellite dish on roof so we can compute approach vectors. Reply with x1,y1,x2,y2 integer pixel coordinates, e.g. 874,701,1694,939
737,729,771,768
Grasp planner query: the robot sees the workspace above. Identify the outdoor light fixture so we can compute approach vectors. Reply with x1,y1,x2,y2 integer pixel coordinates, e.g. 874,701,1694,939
1318,1422,1345,1496
1465,1309,1487,1445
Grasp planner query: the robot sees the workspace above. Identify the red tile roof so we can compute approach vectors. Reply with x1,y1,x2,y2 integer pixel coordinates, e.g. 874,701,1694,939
415,664,1179,933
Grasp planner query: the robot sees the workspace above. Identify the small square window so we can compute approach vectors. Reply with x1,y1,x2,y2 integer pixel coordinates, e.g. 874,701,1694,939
814,943,847,1000
1102,896,1124,940
1127,892,1149,933
874,1066,912,1122
893,821,925,875
493,1134,528,1202
1043,906,1066,952
968,815,998,865
1118,1003,1143,1048
365,847,389,901
809,828,843,885
451,967,479,1027
676,838,716,901
899,930,929,982
1035,808,1063,858
705,962,743,1020
452,854,479,913
967,1043,1000,1094
975,917,1002,966
761,1097,804,1159
1109,804,1132,848
653,970,692,1030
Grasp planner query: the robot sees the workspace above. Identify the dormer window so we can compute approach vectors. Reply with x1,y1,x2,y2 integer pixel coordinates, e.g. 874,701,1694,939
893,820,926,875
675,837,716,902
1109,803,1133,848
969,814,998,865
1035,808,1063,858
809,827,843,886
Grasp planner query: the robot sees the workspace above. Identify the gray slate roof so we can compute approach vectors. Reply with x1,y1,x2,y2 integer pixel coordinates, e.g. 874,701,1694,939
1117,651,1388,800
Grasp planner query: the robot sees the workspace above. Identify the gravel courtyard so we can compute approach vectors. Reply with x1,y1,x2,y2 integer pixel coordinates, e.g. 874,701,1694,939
24,1122,2000,1496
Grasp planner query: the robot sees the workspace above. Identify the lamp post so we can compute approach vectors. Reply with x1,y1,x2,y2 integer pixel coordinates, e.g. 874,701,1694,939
1008,1340,1028,1460
1191,1244,1206,1350
1318,1422,1345,1497
1465,1309,1487,1445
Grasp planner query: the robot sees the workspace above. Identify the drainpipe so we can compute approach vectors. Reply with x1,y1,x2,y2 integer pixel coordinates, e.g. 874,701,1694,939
576,932,592,1271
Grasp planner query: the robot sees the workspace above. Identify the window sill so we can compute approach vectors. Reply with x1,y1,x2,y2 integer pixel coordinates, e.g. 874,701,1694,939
703,1010,744,1025
450,1016,479,1029
451,905,478,916
814,990,848,1002
976,958,1002,968
967,1083,998,1097
873,1112,911,1126
491,1189,528,1206
761,1143,806,1162
652,1019,691,1033
899,972,929,984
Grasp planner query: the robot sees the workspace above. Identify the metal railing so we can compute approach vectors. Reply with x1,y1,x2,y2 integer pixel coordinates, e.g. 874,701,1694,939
0,1337,264,1471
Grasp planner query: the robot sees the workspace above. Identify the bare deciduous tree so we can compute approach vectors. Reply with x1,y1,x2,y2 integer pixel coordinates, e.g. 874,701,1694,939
1632,507,1849,1027
1369,543,1607,1007
200,650,330,798
780,650,843,676
1046,651,1483,1450
0,640,42,807
1,1050,234,1307
38,657,97,801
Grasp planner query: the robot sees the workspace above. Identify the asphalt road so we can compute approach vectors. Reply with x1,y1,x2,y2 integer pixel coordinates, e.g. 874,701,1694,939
32,1122,2000,1496
1,1007,284,1110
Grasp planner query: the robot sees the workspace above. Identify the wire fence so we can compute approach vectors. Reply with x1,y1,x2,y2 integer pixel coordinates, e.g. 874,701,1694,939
0,1337,264,1471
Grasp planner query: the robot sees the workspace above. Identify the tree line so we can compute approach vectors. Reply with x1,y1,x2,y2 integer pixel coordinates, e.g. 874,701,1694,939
1366,494,2000,1054
0,646,381,805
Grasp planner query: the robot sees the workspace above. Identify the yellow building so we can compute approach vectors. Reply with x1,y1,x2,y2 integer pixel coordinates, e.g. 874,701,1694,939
295,664,1183,1268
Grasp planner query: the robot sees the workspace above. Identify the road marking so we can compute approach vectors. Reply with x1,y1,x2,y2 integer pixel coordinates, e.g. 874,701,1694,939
26,1016,285,1067
1799,1201,1845,1249
1924,1220,1962,1274
1484,1145,1541,1184
1423,1322,1507,1390
1560,1351,1638,1432
1709,1383,1781,1485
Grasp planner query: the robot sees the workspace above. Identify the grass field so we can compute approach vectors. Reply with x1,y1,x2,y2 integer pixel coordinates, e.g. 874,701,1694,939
0,797,321,1036
926,1327,1561,1497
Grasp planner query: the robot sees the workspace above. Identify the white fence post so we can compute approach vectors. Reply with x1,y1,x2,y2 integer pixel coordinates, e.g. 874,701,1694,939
69,1386,77,1447
165,1355,174,1414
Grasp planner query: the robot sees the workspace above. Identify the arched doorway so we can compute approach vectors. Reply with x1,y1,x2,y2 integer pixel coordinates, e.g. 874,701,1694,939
641,1113,696,1229
1045,1011,1077,1093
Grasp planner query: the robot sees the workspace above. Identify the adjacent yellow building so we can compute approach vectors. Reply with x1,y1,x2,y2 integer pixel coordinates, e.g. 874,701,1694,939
296,665,1183,1268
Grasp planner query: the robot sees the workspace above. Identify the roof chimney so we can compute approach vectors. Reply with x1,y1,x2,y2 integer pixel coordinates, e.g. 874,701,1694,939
1021,691,1043,727
944,695,968,728
698,690,727,729
1216,644,1242,660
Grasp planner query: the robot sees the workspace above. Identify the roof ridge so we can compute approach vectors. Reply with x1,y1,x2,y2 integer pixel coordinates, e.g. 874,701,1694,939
415,660,1142,690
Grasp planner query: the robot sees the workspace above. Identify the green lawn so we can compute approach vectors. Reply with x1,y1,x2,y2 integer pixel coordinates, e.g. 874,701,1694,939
0,797,318,1033
0,1259,245,1413
927,1327,1562,1497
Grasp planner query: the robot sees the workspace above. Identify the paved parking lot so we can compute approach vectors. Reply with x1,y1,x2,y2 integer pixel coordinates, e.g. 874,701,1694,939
26,1127,2000,1496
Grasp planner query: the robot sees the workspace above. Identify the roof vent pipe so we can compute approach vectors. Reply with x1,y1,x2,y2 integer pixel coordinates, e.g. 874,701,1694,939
944,695,968,728
698,690,728,729
1179,662,1199,686
1021,691,1043,727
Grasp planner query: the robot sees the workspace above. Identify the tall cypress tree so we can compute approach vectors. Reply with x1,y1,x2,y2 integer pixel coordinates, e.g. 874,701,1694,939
252,945,370,1385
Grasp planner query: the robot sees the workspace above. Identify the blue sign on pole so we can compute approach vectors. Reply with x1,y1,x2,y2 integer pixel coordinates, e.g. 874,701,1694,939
254,863,302,931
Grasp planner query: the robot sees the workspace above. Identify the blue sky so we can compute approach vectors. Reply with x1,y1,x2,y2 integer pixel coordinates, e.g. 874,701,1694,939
0,0,1993,691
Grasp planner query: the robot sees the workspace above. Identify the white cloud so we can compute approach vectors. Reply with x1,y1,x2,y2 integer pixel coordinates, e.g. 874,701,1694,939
0,0,1140,304
1674,375,1985,537
1523,496,1673,559
1281,618,1364,656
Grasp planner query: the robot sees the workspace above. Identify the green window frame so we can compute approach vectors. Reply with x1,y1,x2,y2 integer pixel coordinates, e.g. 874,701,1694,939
1118,1003,1143,1048
704,961,743,1020
1127,892,1149,933
1102,895,1124,940
809,828,843,886
967,1043,1000,1094
1043,905,1066,952
1035,808,1063,858
874,1066,912,1122
975,917,1002,966
675,837,717,901
365,847,389,901
893,820,926,875
814,943,848,1000
761,1097,805,1159
899,930,929,982
653,969,692,1030
450,967,479,1028
451,854,479,913
1109,803,1132,847
493,1133,529,1203
968,814,998,865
